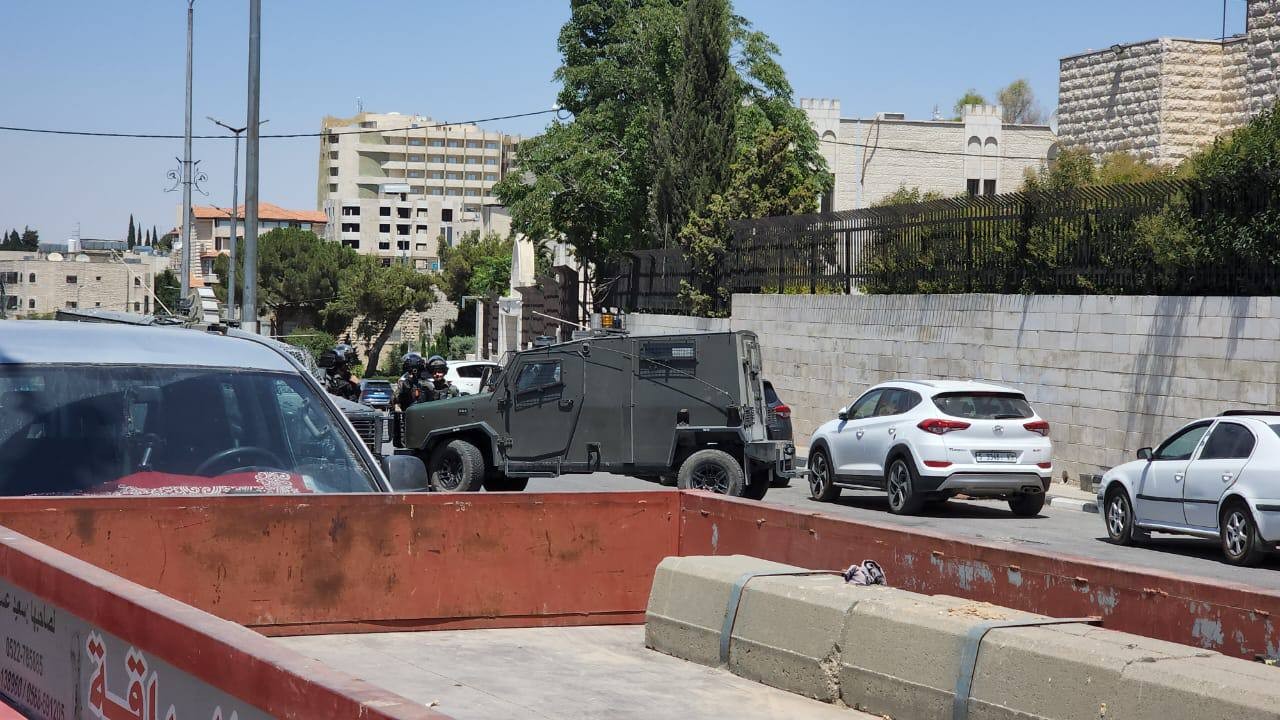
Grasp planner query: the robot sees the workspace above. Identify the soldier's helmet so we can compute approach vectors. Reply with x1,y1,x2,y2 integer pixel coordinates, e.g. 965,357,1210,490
426,354,448,376
401,352,427,375
331,343,356,366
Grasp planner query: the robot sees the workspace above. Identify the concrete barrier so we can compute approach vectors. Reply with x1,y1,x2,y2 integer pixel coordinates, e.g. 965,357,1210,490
647,555,1280,720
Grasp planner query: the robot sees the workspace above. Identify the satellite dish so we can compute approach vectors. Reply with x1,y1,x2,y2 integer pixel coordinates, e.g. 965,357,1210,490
75,254,91,263
47,252,64,262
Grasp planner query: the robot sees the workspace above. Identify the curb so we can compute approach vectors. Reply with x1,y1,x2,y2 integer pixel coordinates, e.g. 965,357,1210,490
1046,495,1098,514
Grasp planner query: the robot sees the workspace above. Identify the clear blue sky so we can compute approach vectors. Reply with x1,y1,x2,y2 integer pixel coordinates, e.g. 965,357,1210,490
0,1,1248,245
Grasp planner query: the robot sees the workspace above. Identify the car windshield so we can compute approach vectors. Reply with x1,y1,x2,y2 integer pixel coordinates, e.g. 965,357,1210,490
0,365,379,496
932,391,1034,420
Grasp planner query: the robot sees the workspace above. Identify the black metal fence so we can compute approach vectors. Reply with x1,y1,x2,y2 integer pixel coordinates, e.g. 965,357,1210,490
601,177,1280,314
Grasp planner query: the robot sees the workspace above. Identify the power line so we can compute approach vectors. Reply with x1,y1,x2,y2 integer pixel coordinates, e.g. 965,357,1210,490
0,109,557,140
818,135,1052,162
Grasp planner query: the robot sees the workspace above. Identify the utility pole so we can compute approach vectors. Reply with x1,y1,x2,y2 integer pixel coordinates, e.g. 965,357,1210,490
208,116,268,322
179,0,195,302
242,0,262,333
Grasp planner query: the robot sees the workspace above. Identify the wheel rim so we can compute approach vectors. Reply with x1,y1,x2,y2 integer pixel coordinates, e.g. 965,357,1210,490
888,462,909,509
437,454,464,491
1225,511,1249,557
1107,496,1128,537
691,462,730,494
809,454,828,497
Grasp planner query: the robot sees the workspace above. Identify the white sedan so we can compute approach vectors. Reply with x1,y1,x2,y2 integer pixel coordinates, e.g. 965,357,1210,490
1098,412,1280,566
445,360,501,395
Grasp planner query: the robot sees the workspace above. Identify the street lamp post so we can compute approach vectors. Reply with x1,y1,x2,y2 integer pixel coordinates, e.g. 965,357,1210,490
207,116,268,322
179,0,195,302
242,0,263,333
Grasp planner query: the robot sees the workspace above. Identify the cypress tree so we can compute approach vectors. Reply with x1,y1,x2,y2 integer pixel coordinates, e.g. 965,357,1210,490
127,214,136,248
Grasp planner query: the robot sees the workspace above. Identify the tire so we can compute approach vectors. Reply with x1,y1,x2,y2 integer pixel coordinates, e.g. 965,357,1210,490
1103,487,1138,545
483,474,529,492
885,456,925,515
1221,502,1269,567
428,439,485,492
677,449,747,497
1008,492,1046,517
807,449,841,502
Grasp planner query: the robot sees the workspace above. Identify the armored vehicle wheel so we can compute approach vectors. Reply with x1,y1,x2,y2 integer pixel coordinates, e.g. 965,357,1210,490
483,474,529,492
677,449,747,497
428,439,485,492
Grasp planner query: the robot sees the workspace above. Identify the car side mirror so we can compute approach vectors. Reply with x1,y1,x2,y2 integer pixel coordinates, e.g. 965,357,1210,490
381,454,428,492
838,409,849,421
1137,447,1153,461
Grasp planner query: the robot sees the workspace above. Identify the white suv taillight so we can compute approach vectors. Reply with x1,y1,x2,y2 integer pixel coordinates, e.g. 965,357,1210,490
774,404,791,420
1024,420,1050,437
917,418,971,435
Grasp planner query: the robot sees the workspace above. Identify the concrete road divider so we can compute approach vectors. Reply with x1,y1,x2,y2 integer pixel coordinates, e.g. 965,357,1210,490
646,555,1280,720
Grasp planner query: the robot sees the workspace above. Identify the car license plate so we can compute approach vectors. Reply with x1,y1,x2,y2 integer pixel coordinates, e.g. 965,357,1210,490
974,451,1018,463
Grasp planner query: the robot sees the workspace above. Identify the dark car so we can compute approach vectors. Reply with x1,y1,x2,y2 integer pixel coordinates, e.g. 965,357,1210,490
360,379,394,410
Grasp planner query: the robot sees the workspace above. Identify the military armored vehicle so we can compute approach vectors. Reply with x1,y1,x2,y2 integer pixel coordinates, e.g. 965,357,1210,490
394,331,796,499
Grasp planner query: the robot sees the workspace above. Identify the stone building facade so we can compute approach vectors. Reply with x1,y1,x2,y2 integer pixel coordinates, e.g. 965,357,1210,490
802,99,1057,210
0,253,155,317
1058,0,1280,163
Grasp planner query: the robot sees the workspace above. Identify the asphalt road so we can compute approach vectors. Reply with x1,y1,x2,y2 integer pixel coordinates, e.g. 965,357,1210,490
525,473,1280,590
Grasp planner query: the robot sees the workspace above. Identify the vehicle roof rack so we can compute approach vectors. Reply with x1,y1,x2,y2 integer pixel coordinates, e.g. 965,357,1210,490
1220,410,1280,416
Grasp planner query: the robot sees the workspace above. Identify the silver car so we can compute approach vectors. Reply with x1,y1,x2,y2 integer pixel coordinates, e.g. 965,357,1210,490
1098,412,1280,566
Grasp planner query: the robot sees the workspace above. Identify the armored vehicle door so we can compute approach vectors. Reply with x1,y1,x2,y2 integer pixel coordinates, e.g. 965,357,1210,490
501,351,584,468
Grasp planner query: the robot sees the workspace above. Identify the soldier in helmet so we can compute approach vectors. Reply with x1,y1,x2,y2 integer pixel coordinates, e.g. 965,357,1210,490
425,354,460,401
394,352,430,410
322,343,361,401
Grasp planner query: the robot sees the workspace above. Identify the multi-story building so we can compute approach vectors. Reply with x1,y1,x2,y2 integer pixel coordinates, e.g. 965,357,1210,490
0,246,157,318
317,112,520,270
802,99,1057,210
1057,0,1280,164
173,202,328,287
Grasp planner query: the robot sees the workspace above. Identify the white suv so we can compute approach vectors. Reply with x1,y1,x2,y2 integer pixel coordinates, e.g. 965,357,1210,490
806,380,1053,516
1099,412,1280,566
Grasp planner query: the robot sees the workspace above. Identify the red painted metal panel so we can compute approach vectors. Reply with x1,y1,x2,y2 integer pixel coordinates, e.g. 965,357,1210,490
679,492,1280,660
0,492,679,633
0,523,448,719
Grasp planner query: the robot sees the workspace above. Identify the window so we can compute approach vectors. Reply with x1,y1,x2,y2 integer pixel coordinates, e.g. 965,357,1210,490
441,209,453,222
329,167,339,177
466,157,481,165
466,140,482,149
397,224,409,236
429,155,445,163
966,179,980,197
427,187,443,195
134,277,141,287
408,154,424,163
933,392,1032,420
28,273,35,283
27,299,35,309
1154,422,1212,461
360,121,377,129
329,151,339,160
874,389,922,417
447,139,463,148
65,301,77,309
327,133,339,144
341,222,359,233
484,157,499,165
329,183,338,193
379,206,391,217
379,223,391,233
484,173,498,182
397,207,410,219
3,296,15,310
515,361,561,393
848,390,883,420
1200,423,1256,460
94,302,101,307
465,189,480,197
983,179,996,196
66,275,78,284
397,240,409,251
428,138,445,147
447,155,461,164
484,141,499,150
447,189,462,196
378,241,390,250
409,186,423,195
415,242,428,251
380,258,392,267
300,223,312,231
466,172,480,181
342,239,360,250
416,208,430,218
133,302,141,312
446,171,461,181
0,271,16,284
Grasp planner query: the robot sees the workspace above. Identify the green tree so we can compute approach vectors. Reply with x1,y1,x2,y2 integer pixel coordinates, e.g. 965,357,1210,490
952,89,987,119
126,214,136,249
324,257,437,377
1022,147,1097,192
155,269,180,314
152,225,160,249
677,126,823,314
997,79,1043,124
874,186,946,207
283,327,337,364
650,0,738,248
437,229,514,301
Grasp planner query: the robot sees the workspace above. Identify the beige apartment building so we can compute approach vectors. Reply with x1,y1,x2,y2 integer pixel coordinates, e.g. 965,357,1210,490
802,99,1057,210
172,202,328,288
317,112,520,271
1058,0,1280,163
0,248,158,317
